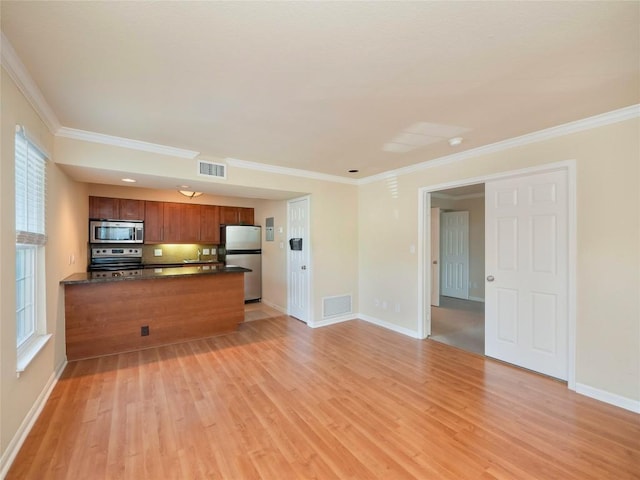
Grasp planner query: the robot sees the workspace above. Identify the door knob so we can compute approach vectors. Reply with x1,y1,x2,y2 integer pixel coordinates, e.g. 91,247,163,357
486,275,495,282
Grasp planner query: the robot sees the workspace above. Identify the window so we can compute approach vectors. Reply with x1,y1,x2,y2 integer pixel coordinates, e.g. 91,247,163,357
15,125,50,373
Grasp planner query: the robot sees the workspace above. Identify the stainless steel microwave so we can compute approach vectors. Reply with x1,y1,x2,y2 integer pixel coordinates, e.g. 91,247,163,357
90,220,144,244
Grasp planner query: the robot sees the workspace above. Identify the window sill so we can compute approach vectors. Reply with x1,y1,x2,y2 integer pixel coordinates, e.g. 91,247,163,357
17,333,52,377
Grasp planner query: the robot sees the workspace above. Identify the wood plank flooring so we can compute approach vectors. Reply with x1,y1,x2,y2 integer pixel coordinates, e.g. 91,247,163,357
7,312,640,479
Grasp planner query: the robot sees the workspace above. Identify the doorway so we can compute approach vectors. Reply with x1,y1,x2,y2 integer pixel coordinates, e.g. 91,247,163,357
429,184,486,355
420,161,576,386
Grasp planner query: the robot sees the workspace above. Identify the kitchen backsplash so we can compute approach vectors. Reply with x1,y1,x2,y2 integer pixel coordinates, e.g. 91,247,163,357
141,244,220,265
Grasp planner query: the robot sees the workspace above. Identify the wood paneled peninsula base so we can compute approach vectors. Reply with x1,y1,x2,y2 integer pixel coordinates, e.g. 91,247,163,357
61,267,249,361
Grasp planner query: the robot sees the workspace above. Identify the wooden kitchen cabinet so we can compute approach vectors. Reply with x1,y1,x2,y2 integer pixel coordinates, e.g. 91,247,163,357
200,205,221,243
64,271,245,360
144,201,164,243
239,207,254,225
180,204,201,242
93,196,253,244
220,206,254,225
146,201,209,244
89,196,145,220
163,202,201,243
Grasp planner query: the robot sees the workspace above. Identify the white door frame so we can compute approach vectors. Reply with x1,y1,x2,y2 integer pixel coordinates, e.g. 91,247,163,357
287,195,312,324
418,160,577,390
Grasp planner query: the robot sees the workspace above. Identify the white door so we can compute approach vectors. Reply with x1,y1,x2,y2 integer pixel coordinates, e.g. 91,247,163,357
441,211,469,299
485,170,568,380
288,197,310,323
430,207,441,306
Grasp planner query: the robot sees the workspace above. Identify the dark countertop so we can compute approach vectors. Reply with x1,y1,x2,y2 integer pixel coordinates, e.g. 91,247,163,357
142,262,224,268
61,265,251,285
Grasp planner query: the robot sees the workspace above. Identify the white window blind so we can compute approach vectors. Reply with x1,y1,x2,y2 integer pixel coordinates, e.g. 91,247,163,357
15,124,48,355
15,125,47,246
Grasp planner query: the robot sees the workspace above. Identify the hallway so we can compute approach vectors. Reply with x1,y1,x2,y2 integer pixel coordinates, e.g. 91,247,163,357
430,296,484,355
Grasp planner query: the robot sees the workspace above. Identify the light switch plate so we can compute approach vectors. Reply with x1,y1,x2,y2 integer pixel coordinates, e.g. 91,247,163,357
203,248,210,255
154,248,162,257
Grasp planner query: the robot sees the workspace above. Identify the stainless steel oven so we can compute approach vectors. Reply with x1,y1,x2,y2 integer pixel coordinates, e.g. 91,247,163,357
89,247,143,278
90,220,144,244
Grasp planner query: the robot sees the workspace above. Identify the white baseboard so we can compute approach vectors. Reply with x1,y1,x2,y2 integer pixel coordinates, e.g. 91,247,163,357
575,383,640,414
468,296,485,303
358,314,422,339
309,314,356,328
0,359,67,479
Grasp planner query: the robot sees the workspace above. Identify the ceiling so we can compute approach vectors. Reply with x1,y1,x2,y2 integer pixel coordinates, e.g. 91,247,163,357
2,1,639,185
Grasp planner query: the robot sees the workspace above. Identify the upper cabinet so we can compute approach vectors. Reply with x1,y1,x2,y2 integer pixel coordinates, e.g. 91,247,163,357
144,201,164,243
89,196,145,221
200,205,221,244
163,202,201,243
91,196,251,244
220,206,254,225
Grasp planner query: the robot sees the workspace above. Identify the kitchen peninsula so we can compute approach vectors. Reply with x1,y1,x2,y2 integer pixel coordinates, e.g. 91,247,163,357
61,265,250,360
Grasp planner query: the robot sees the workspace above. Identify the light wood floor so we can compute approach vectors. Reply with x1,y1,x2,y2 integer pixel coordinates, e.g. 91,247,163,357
431,296,485,355
8,308,640,479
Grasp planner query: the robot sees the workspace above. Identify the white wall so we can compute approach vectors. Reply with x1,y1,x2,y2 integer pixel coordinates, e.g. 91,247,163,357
254,199,289,312
359,117,640,404
1,68,88,470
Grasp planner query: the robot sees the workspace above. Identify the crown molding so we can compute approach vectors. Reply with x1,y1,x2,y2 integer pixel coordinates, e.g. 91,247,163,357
225,157,358,185
1,32,61,133
359,104,640,185
56,127,200,159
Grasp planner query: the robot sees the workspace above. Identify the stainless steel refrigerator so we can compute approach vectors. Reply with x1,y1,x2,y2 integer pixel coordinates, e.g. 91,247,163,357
221,225,262,302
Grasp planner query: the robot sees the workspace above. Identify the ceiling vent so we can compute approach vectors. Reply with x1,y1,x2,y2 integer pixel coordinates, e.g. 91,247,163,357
198,160,226,179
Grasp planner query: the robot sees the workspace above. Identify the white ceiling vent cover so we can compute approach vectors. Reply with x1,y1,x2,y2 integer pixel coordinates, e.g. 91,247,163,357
322,294,352,319
198,160,226,179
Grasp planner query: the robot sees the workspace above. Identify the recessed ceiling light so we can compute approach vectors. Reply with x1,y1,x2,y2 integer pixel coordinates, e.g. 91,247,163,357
121,178,136,183
178,184,191,189
448,137,463,147
348,169,359,173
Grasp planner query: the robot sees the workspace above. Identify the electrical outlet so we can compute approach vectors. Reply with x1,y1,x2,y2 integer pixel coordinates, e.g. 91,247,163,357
141,325,149,336
203,248,210,255
154,249,162,257
212,248,217,255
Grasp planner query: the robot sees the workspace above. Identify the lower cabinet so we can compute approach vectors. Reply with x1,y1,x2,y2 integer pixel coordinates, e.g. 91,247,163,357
64,273,245,360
